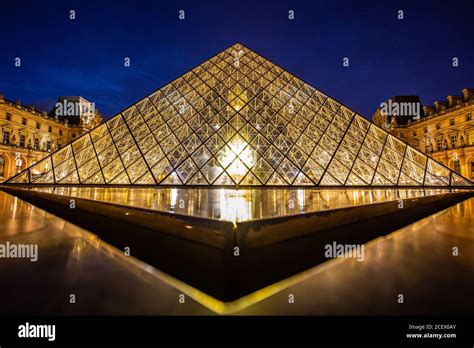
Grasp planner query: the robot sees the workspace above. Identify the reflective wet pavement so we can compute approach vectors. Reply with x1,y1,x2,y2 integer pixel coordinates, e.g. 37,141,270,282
28,186,456,222
0,191,213,315
0,190,473,315
234,196,474,315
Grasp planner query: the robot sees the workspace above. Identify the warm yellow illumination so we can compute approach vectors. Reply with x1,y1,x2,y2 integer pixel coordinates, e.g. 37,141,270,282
224,138,256,181
227,85,248,111
8,43,470,188
219,189,251,223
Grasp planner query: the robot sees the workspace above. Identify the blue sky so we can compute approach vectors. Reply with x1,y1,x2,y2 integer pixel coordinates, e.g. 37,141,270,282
1,0,473,119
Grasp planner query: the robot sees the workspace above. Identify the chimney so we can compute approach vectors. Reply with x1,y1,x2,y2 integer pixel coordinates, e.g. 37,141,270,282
447,95,463,108
434,101,448,113
423,105,435,116
462,88,474,102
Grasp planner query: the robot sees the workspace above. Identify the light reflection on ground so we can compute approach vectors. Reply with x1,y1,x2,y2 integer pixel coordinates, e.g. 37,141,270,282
28,187,458,223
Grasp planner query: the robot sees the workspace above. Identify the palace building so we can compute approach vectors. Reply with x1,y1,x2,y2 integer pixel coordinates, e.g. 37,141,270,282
373,88,474,180
0,95,102,182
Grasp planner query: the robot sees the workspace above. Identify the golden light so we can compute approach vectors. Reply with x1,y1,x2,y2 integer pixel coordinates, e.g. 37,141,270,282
227,85,248,112
218,189,252,224
224,137,256,181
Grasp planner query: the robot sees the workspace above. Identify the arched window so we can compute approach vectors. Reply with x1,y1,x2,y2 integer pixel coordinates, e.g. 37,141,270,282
0,156,5,177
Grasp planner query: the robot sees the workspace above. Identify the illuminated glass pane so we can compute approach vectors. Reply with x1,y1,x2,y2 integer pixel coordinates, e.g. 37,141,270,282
376,160,399,185
151,158,173,183
162,171,182,185
9,171,29,183
54,158,77,182
102,160,126,183
320,171,342,185
351,159,374,184
78,157,102,182
398,172,420,186
452,173,473,186
372,173,394,186
276,158,299,184
327,159,351,184
188,171,209,185
52,145,74,167
401,159,424,184
58,171,79,184
201,157,224,184
346,173,368,186
109,171,130,185
214,171,234,185
425,159,449,186
240,171,261,185
176,158,198,184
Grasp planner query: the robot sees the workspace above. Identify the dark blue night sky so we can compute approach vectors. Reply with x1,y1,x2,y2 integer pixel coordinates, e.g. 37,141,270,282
1,0,473,120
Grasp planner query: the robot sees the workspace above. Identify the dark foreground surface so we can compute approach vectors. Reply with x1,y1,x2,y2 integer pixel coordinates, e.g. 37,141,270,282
0,188,473,314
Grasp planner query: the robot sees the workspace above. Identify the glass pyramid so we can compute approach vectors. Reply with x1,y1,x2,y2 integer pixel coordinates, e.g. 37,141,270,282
6,43,473,187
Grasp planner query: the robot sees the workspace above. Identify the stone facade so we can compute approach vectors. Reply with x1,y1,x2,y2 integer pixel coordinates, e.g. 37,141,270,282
0,94,102,182
373,88,474,180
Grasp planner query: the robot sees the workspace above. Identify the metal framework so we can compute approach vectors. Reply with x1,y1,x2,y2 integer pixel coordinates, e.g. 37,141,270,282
6,43,473,186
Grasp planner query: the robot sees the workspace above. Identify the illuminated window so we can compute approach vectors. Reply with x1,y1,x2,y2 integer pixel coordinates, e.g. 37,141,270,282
19,134,25,147
436,137,443,150
451,134,457,148
3,130,10,145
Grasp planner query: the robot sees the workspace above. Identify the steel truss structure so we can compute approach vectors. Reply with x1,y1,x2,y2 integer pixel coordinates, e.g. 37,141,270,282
6,43,473,187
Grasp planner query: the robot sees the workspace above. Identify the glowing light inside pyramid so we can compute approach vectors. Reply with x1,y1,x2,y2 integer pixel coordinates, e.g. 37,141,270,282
6,43,472,187
227,85,247,111
219,189,251,223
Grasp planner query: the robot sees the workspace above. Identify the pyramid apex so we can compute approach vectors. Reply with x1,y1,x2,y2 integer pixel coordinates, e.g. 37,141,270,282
229,42,249,50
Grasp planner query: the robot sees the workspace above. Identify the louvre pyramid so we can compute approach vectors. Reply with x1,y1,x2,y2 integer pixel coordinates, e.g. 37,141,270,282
7,43,473,187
